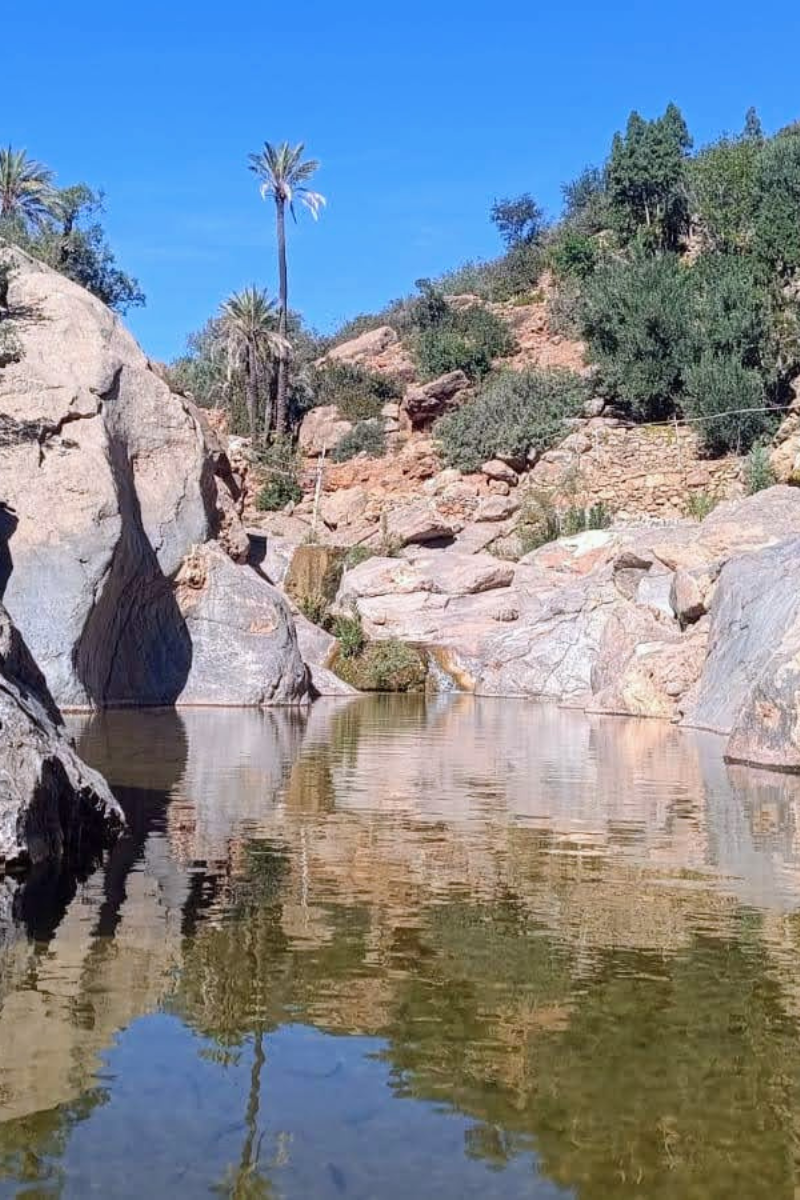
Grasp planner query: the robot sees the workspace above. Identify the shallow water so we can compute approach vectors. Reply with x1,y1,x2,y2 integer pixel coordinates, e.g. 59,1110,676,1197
3,697,800,1197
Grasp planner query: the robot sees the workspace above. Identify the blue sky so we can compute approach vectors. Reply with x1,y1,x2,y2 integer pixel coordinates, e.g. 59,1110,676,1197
5,0,800,360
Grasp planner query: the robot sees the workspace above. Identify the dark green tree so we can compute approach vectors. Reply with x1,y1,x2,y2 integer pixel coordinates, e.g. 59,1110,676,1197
606,104,692,250
490,193,546,247
580,251,693,420
753,127,800,273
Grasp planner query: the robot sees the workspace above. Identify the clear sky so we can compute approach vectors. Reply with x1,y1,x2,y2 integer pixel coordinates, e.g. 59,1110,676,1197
5,0,800,360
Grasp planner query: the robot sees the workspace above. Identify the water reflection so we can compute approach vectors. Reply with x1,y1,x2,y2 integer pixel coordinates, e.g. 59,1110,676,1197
1,698,800,1196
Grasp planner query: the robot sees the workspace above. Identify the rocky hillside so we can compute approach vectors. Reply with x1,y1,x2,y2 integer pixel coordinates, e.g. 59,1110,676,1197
245,280,760,556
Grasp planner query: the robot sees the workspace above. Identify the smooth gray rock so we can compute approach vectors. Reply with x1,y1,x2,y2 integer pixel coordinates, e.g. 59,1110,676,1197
174,544,309,706
686,540,800,737
0,604,124,867
0,246,309,709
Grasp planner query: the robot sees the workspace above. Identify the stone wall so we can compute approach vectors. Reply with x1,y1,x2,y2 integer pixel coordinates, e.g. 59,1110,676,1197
531,418,744,518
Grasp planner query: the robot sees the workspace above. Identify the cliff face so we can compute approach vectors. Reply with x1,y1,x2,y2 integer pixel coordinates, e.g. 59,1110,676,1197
0,246,309,709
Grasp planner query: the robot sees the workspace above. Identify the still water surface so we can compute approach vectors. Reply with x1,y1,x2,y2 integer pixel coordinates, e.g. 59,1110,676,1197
2,697,800,1197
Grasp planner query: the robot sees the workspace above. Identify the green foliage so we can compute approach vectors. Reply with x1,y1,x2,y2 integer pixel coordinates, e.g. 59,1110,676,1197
562,165,610,235
753,128,800,273
685,490,718,520
490,194,546,248
332,612,366,659
168,318,228,407
689,118,762,253
549,230,599,280
435,368,586,472
606,104,691,250
335,639,427,692
413,297,515,382
684,354,768,455
516,492,612,553
581,252,693,420
331,419,386,462
745,442,776,494
344,544,375,569
0,181,144,312
311,360,400,423
436,242,547,303
254,437,303,511
299,593,331,627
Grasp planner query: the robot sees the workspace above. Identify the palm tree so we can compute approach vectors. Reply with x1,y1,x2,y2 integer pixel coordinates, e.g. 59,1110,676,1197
0,146,59,228
218,287,286,440
248,142,325,433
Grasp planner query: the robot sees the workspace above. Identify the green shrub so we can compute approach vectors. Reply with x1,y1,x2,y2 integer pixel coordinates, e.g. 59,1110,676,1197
686,491,718,520
435,368,586,472
516,493,612,554
310,361,400,423
413,301,515,382
332,612,366,660
299,593,331,627
581,252,693,422
335,639,427,692
684,353,774,455
331,419,386,463
745,442,776,494
344,544,376,569
549,231,599,280
254,437,303,511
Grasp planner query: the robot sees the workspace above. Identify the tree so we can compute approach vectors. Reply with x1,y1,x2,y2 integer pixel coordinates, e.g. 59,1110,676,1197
606,104,692,250
581,252,693,420
218,287,286,439
48,185,145,312
490,193,546,248
753,127,800,273
0,146,59,228
689,131,761,253
561,166,609,234
248,142,325,434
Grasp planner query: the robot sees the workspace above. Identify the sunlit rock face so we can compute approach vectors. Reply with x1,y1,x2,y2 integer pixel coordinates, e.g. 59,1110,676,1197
0,246,308,709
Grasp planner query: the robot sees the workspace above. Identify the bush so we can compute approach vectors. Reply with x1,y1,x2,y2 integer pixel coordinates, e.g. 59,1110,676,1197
435,368,586,472
310,361,400,424
549,231,599,280
745,442,776,493
331,419,386,463
686,491,718,520
335,639,427,692
344,544,375,569
299,594,331,627
684,353,774,455
413,300,515,382
581,252,693,421
332,612,366,659
515,493,612,554
254,437,303,511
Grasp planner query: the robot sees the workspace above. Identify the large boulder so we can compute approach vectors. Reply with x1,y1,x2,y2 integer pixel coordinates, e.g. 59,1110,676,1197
403,370,470,427
0,247,310,708
297,405,353,456
332,491,800,721
683,537,800,771
0,603,124,868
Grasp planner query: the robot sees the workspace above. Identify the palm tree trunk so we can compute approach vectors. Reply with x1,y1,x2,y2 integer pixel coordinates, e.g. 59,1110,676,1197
246,343,258,441
275,197,289,435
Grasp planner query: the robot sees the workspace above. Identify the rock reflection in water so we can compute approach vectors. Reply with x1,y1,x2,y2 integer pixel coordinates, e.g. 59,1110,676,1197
1,697,800,1196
